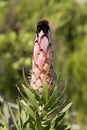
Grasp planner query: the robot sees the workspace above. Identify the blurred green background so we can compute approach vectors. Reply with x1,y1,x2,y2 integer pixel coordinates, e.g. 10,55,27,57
0,0,87,129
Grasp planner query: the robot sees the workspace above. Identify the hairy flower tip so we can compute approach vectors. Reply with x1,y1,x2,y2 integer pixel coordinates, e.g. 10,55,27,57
30,20,56,93
36,20,50,35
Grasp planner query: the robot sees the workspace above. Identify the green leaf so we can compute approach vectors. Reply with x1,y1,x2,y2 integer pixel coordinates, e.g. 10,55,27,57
35,112,42,130
42,82,48,104
45,85,59,109
56,125,71,130
49,94,65,111
22,68,40,101
20,100,36,121
8,105,19,130
65,125,71,130
22,84,39,109
17,85,28,102
59,102,72,114
20,101,36,129
56,73,61,83
28,116,35,129
29,87,40,102
56,112,65,122
49,112,66,130
27,106,36,121
22,67,30,87
49,115,57,130
20,100,27,106
23,118,29,129
42,118,51,128
54,112,66,127
17,99,23,130
47,106,61,117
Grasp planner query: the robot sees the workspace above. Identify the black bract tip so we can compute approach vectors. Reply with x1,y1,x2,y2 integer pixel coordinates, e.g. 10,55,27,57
36,20,50,35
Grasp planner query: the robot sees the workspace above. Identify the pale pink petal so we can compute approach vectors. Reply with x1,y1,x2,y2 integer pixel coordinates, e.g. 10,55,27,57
40,73,46,83
31,74,36,83
38,30,44,43
46,46,52,60
36,78,42,88
37,51,45,69
40,36,49,52
34,67,40,78
33,43,40,63
43,63,50,72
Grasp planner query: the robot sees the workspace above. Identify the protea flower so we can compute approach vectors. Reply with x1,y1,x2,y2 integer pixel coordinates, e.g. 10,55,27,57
30,20,56,92
0,20,72,130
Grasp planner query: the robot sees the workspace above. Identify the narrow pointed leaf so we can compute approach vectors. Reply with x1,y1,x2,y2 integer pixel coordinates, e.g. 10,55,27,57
56,125,71,130
27,106,36,120
47,106,60,117
60,102,72,114
49,95,65,111
17,86,28,102
20,100,36,121
35,112,42,130
23,118,29,129
29,87,40,101
42,118,51,127
28,116,35,129
17,99,23,130
22,67,30,87
42,82,48,103
22,68,40,101
50,113,65,130
22,84,39,109
45,85,59,109
54,112,66,127
8,105,19,130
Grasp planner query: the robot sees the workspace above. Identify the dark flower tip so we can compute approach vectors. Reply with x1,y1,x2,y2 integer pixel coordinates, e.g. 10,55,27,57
38,20,49,26
36,20,50,34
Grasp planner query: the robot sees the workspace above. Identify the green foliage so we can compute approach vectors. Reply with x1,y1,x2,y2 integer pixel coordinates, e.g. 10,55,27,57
0,0,87,125
0,77,72,130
